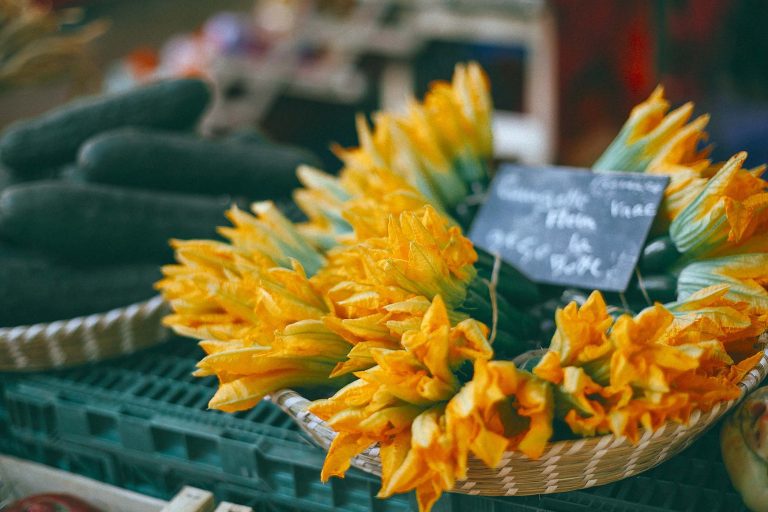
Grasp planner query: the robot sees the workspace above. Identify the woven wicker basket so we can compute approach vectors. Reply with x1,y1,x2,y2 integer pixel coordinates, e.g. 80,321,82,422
271,336,768,496
0,295,171,372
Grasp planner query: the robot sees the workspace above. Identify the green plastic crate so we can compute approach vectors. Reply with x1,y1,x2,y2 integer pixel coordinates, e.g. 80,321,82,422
0,337,751,511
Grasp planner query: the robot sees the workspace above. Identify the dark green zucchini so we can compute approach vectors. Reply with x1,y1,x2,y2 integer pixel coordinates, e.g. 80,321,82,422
0,79,211,174
225,127,273,145
0,181,230,264
0,248,161,326
639,235,681,273
0,164,10,192
72,128,320,198
626,273,678,304
475,247,541,306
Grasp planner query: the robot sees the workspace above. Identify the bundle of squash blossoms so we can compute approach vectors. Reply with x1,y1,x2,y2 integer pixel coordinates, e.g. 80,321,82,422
158,64,768,512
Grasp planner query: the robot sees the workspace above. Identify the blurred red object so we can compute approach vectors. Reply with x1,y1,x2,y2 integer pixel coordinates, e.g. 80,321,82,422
4,493,102,512
127,47,160,80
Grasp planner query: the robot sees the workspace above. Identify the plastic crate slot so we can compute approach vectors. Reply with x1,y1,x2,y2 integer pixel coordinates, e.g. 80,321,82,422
131,380,157,399
252,451,300,496
185,432,222,466
165,358,195,380
583,484,619,500
181,389,208,409
330,474,380,512
149,382,175,401
57,389,89,405
87,411,119,442
644,480,676,508
64,444,117,483
680,458,710,487
247,403,288,428
260,439,328,469
152,426,188,458
89,371,122,390
294,465,334,505
125,356,158,374
36,441,116,483
214,482,274,511
7,393,54,435
76,370,107,386
161,385,187,405
101,373,134,392
116,457,174,499
438,493,528,512
62,368,89,383
533,494,590,512
373,493,413,512
220,434,262,480
120,405,153,420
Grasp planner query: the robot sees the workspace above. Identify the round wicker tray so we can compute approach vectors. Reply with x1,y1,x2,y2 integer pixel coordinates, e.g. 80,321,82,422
0,295,171,372
271,338,768,496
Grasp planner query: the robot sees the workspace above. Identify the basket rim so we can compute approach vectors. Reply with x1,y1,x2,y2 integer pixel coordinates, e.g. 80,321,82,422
0,294,166,334
271,335,768,486
0,295,170,371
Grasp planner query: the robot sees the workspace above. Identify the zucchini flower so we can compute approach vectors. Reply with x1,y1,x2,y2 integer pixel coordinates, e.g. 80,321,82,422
221,202,326,276
310,205,535,375
670,152,768,260
199,319,353,412
335,62,493,213
447,359,553,464
294,164,431,249
593,86,706,174
158,202,327,341
666,284,768,349
608,304,716,395
311,206,477,349
158,203,358,411
593,86,715,227
534,291,754,442
309,297,491,503
676,253,768,311
645,114,712,223
311,297,551,512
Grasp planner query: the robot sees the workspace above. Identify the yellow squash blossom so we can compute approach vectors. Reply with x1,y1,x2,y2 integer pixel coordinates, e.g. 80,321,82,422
335,63,493,212
307,206,480,376
534,290,613,385
200,319,354,412
294,164,433,249
666,284,768,348
159,245,325,343
448,359,553,464
534,290,756,442
161,254,355,411
593,86,705,174
221,202,326,276
670,152,768,259
609,304,715,395
310,296,494,512
592,86,715,230
645,114,712,222
676,254,768,311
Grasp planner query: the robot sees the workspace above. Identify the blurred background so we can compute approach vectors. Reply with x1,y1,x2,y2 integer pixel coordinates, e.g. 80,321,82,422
1,0,766,170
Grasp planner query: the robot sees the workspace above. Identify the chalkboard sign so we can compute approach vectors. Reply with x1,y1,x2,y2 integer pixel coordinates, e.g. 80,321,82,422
468,165,669,292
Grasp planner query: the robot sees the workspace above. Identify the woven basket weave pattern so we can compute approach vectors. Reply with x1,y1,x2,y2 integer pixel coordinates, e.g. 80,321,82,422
0,295,171,371
271,339,768,496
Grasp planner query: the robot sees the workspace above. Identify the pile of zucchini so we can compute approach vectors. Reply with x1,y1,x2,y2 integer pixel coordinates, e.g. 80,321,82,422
0,78,320,327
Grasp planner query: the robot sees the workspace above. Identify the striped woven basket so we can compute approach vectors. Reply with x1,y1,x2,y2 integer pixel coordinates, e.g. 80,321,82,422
0,295,171,372
271,336,768,496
